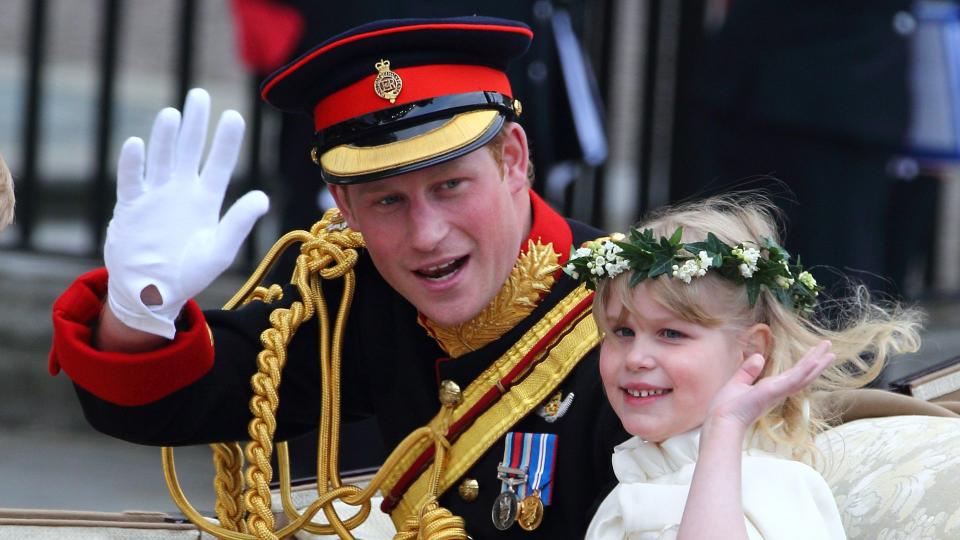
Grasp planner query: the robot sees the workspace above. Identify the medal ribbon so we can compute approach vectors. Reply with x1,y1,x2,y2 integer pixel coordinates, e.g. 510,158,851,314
501,432,557,504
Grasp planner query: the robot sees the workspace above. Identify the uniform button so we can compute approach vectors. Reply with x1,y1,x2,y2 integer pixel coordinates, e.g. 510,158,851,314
439,379,463,406
458,478,479,502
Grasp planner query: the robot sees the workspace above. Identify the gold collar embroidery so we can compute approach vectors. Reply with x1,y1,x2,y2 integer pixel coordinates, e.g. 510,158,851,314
419,240,560,358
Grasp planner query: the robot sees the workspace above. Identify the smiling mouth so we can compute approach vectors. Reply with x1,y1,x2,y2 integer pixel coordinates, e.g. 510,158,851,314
415,256,468,281
625,388,671,398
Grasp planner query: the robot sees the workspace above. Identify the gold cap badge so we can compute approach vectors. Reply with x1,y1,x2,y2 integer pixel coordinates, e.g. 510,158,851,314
373,59,403,103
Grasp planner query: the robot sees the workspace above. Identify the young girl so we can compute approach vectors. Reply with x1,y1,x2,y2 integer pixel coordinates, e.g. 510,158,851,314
565,193,922,539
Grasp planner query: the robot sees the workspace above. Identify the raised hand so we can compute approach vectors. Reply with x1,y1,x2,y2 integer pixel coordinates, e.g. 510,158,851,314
676,341,836,540
104,88,269,339
706,340,835,431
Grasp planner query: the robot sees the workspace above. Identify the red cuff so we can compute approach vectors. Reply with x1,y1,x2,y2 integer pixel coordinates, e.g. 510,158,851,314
49,268,215,406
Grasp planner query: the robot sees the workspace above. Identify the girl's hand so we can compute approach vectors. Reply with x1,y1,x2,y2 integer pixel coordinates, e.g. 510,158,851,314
705,340,835,432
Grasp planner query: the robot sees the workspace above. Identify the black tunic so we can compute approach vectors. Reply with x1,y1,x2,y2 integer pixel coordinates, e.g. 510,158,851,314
75,218,628,539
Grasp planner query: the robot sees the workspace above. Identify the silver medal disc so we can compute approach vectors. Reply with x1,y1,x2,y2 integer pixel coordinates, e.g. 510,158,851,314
491,490,520,530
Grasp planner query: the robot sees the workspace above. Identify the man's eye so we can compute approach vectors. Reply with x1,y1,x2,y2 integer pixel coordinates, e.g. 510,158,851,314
659,328,686,340
612,327,635,338
377,195,401,206
440,179,462,190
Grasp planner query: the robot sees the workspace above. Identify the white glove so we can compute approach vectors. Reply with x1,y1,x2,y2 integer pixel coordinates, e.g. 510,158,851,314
104,88,270,339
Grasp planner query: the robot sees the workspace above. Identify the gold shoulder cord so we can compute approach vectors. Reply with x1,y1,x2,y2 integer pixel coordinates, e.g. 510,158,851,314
159,208,470,540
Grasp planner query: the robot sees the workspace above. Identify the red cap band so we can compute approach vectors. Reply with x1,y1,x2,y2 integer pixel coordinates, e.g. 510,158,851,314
313,64,512,131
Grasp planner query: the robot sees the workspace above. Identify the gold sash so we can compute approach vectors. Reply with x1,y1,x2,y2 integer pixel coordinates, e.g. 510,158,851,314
380,284,601,528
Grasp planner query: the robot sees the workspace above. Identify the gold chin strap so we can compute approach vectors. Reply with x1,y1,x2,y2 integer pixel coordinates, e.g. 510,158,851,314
159,208,468,540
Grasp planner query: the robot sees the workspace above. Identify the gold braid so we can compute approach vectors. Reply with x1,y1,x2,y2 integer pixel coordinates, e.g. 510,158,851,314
162,208,468,539
211,284,284,533
212,442,246,533
394,407,468,540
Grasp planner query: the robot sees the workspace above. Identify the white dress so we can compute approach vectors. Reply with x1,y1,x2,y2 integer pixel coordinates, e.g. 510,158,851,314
584,429,846,539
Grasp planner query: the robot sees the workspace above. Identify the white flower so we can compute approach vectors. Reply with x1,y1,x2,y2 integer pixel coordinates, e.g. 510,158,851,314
739,247,761,265
698,250,713,269
604,260,629,278
798,271,817,290
733,246,760,276
563,263,579,280
672,259,703,284
574,247,593,258
603,242,624,261
775,275,795,288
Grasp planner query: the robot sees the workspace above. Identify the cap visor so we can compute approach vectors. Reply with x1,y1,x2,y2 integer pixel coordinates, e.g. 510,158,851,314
320,109,502,183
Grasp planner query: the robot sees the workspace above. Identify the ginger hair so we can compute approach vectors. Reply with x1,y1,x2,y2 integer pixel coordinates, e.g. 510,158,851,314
486,122,535,186
594,192,923,457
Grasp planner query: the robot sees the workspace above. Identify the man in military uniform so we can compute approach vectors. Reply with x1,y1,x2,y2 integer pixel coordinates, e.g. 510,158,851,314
50,16,627,538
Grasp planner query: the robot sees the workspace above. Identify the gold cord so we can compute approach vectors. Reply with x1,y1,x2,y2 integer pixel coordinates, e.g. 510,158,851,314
212,442,246,533
160,209,467,539
393,407,468,540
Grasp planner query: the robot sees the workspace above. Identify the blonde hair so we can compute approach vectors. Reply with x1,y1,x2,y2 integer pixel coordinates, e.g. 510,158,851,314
594,192,923,456
0,153,13,230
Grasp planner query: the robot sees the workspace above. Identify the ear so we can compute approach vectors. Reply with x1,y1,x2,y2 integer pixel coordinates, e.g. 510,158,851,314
739,323,773,364
328,185,360,230
499,122,530,194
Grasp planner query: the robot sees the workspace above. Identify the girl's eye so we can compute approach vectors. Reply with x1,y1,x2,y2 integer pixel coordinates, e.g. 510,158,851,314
612,327,635,338
659,328,686,340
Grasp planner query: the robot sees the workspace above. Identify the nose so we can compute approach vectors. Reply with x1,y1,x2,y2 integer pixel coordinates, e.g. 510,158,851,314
623,340,657,371
407,197,450,252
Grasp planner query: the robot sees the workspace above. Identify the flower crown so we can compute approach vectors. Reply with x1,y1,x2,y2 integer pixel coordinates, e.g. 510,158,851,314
563,227,822,314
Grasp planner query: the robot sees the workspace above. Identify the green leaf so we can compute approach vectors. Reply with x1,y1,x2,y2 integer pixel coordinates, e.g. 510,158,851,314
775,287,794,309
649,257,674,277
616,242,651,260
763,237,791,262
746,280,761,307
669,227,684,246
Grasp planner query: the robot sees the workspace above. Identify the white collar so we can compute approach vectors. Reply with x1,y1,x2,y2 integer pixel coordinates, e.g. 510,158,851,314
610,428,702,483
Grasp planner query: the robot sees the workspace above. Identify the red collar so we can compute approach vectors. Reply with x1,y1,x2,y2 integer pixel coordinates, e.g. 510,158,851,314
524,189,572,264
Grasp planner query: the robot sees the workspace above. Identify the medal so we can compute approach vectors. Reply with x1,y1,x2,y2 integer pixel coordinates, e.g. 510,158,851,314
491,490,520,530
492,463,527,530
517,490,544,531
495,432,558,531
